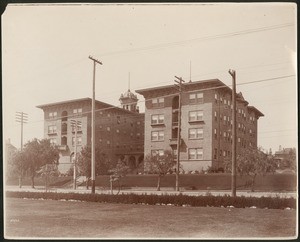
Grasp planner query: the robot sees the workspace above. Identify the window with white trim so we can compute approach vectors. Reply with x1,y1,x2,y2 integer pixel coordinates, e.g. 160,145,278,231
152,98,164,108
72,137,82,146
189,128,204,139
73,108,82,115
48,125,57,134
151,131,164,141
151,149,164,156
188,148,203,160
189,92,203,104
151,114,164,125
49,112,57,119
49,138,57,145
189,110,203,122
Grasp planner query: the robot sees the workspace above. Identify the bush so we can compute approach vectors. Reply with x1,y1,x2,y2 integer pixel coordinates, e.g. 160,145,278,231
6,191,296,210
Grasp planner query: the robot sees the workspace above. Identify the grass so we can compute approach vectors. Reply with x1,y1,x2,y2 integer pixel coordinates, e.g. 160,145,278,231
5,198,297,239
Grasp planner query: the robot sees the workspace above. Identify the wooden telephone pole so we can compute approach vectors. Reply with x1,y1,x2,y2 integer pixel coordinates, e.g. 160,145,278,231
174,76,185,192
89,55,102,194
229,69,237,197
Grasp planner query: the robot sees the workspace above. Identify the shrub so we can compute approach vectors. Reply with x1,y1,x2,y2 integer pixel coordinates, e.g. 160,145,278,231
6,191,296,210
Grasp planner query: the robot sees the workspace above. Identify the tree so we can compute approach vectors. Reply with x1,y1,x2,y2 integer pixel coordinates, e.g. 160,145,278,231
7,149,26,188
108,160,131,194
37,163,59,192
144,150,176,191
76,144,112,189
283,148,296,171
22,138,59,188
224,147,276,192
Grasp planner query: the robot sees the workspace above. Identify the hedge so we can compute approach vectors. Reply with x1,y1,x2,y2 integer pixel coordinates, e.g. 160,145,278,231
6,191,296,210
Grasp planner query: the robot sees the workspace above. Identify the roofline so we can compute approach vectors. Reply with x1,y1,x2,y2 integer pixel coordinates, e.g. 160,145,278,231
36,97,144,115
36,97,115,109
135,78,226,94
248,106,264,117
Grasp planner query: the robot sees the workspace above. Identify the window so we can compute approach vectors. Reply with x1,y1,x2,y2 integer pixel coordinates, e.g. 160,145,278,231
214,128,217,139
189,128,204,139
151,149,164,156
223,115,227,125
151,131,164,141
188,148,203,160
49,112,57,119
189,92,203,104
214,148,217,159
151,114,164,125
223,150,227,157
214,111,217,121
71,122,82,132
48,125,57,134
116,129,120,133
152,98,164,108
107,127,110,131
215,93,218,103
117,116,121,124
49,138,57,145
72,137,82,146
73,108,82,115
189,110,203,122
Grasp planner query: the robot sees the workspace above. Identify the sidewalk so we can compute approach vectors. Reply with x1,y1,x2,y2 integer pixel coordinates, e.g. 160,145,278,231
5,185,297,198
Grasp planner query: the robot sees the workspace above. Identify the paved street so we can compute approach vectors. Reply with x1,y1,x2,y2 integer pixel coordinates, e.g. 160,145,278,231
5,185,297,198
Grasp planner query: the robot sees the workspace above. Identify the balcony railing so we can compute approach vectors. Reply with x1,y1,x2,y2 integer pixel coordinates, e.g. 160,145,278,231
169,138,181,146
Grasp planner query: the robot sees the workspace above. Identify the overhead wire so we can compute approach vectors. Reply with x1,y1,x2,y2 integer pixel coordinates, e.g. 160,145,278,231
12,73,296,127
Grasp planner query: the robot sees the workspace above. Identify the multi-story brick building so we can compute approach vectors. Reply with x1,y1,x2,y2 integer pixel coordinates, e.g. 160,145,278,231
37,90,144,173
136,79,264,172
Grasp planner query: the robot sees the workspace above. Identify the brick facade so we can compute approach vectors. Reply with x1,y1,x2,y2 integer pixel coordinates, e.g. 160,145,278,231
37,98,144,173
136,79,264,173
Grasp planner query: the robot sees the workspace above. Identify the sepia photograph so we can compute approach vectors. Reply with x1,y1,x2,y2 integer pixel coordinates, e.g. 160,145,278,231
2,2,297,239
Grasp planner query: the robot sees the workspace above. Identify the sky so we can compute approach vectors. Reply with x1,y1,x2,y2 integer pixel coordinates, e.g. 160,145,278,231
2,3,297,153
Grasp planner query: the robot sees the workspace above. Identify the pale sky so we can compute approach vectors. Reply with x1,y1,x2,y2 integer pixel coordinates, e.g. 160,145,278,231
2,3,297,153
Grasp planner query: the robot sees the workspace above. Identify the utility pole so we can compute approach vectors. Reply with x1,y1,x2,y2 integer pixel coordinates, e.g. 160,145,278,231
174,76,185,192
71,119,81,190
15,111,28,188
229,69,237,197
89,55,103,194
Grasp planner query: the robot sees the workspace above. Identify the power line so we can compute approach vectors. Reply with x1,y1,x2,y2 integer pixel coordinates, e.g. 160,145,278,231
97,23,294,57
12,73,296,126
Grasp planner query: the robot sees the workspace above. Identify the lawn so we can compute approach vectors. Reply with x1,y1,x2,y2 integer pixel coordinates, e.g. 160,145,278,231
5,198,297,239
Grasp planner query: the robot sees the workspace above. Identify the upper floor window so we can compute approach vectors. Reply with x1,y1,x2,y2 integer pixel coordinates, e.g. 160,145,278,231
189,92,203,104
188,148,203,160
48,125,57,134
189,128,204,139
49,112,57,119
214,93,218,103
151,114,164,125
73,108,82,115
152,98,164,108
151,131,164,141
71,122,82,132
189,110,203,122
117,116,121,124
